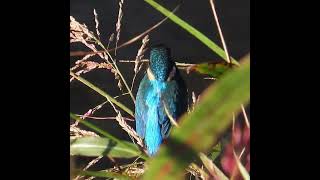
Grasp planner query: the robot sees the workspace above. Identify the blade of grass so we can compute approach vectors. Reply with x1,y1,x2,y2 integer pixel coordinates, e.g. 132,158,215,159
233,150,250,180
199,152,228,180
70,113,148,160
71,112,124,144
70,71,134,117
209,0,231,64
70,136,141,158
144,0,239,66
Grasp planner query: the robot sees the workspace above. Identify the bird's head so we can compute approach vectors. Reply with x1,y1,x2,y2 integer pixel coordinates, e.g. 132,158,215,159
148,44,174,81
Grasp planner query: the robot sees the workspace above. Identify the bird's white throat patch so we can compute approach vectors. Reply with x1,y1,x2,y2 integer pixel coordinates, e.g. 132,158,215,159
147,66,176,82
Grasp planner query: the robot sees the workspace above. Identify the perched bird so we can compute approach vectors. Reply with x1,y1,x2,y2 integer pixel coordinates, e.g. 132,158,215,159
135,44,187,156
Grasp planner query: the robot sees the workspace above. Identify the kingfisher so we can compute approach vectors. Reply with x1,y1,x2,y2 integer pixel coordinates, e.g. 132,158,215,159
135,44,188,156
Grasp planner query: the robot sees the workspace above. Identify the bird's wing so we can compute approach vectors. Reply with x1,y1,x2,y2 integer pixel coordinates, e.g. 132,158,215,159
135,74,150,139
159,71,188,138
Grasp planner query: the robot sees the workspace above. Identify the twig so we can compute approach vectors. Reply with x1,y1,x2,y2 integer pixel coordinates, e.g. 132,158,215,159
209,0,231,64
239,147,246,160
192,92,197,112
203,77,216,80
74,156,103,180
130,63,143,91
74,114,134,121
118,59,194,67
71,100,109,127
232,149,250,180
119,59,149,63
241,104,250,128
163,102,179,127
102,92,144,148
115,112,145,148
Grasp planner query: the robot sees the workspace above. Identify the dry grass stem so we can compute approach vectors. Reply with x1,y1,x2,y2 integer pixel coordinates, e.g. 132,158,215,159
115,0,124,56
209,0,231,64
93,9,101,38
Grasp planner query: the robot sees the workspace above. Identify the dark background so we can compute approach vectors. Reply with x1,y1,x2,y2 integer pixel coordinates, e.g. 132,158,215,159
70,0,249,169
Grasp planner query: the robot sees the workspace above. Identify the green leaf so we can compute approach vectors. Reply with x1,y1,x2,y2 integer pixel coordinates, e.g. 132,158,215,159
144,0,239,66
75,169,132,180
188,62,233,78
142,54,250,180
70,113,148,160
70,136,141,158
210,141,222,161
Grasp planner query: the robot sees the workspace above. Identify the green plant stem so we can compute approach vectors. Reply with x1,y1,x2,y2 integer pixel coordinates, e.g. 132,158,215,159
70,71,134,117
71,113,124,143
95,39,136,103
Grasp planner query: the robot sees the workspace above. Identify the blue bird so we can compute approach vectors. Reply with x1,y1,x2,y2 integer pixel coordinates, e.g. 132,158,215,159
135,44,187,156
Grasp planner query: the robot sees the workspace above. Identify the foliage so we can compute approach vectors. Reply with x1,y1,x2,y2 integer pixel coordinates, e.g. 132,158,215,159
70,0,250,179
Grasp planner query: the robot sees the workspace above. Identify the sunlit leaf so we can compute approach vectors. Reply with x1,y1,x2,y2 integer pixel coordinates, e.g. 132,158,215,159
210,141,222,161
70,113,148,160
70,136,141,158
188,62,234,78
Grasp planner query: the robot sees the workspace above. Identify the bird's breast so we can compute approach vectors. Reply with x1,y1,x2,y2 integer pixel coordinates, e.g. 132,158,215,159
146,80,166,108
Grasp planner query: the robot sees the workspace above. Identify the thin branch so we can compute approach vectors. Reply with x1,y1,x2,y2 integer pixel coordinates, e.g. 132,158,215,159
74,156,103,180
241,104,250,128
101,89,144,149
239,147,246,160
118,59,194,67
74,114,134,121
130,63,143,91
233,149,250,180
163,102,179,127
209,0,231,64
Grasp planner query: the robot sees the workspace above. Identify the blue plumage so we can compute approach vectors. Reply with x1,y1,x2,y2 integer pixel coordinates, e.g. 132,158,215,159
135,45,187,156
